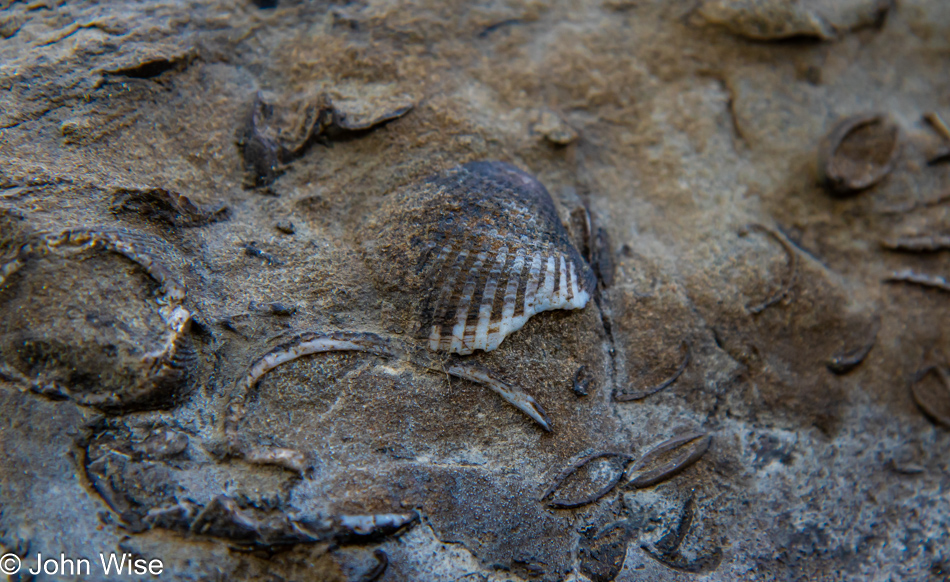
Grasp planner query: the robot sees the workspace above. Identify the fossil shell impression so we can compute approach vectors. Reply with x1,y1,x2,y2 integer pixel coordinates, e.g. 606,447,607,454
362,161,595,355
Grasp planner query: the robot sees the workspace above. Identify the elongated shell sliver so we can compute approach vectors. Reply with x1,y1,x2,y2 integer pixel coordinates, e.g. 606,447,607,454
362,161,596,355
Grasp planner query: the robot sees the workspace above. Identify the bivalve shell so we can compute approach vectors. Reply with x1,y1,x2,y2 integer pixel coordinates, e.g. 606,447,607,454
361,161,596,355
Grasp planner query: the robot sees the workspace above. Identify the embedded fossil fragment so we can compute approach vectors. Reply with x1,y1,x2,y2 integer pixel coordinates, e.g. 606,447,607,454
826,323,878,375
531,110,578,146
885,270,950,293
881,235,950,252
131,427,190,458
227,330,552,454
579,521,638,582
924,111,950,164
591,225,615,288
334,513,420,542
567,202,614,288
327,88,413,133
226,331,397,445
615,342,691,402
639,497,723,574
698,0,891,42
654,497,695,556
641,535,723,574
573,364,593,396
361,160,596,355
826,340,875,374
110,187,229,227
739,224,798,314
237,94,282,188
237,85,414,187
150,489,418,549
818,113,900,196
357,550,388,582
443,362,552,429
85,422,418,548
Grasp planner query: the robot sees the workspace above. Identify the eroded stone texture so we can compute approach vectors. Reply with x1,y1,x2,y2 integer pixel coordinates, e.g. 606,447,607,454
1,0,949,581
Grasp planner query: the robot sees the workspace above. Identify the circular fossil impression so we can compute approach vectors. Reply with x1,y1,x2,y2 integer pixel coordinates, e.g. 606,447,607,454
361,161,596,355
0,229,194,412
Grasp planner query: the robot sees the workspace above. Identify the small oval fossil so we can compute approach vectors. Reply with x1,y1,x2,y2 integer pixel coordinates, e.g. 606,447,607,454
362,161,596,356
910,367,950,428
624,431,712,488
818,113,900,196
540,451,633,509
826,328,877,375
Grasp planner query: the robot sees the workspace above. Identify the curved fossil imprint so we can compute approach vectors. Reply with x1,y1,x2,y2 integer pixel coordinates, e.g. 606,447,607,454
227,161,597,441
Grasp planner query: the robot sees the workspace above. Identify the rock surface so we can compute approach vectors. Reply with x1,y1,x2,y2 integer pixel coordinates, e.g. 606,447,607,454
1,0,949,580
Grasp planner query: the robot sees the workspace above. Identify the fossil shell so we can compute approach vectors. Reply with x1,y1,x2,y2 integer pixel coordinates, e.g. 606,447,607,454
540,451,633,508
362,161,596,356
818,113,900,196
623,430,711,488
910,367,950,428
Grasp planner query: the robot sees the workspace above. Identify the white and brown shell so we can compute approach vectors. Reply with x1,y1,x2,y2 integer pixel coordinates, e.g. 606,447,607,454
362,161,595,355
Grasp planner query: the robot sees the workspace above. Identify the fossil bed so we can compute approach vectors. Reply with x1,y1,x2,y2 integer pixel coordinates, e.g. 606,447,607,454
1,0,950,581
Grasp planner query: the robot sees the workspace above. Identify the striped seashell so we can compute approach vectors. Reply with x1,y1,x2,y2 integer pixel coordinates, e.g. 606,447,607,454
362,161,595,356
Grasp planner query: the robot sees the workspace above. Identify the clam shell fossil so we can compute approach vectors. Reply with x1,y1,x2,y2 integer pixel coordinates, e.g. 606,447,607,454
361,161,596,355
